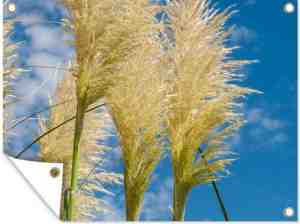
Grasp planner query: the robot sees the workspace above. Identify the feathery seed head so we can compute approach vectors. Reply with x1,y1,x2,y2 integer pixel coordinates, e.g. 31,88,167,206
61,0,164,107
3,16,26,142
163,0,260,187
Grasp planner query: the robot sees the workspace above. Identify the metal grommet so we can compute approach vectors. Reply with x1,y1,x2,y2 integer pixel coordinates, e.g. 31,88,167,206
8,3,16,13
283,207,295,217
50,167,60,178
283,2,295,14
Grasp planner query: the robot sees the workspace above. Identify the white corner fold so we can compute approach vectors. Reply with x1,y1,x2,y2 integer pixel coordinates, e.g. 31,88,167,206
7,156,63,217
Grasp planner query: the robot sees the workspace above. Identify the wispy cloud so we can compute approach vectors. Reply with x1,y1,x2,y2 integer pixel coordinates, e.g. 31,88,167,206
4,0,73,159
231,26,257,45
25,25,73,57
100,194,125,221
244,0,256,6
231,106,289,151
247,108,285,130
142,177,173,220
246,108,285,131
12,0,65,15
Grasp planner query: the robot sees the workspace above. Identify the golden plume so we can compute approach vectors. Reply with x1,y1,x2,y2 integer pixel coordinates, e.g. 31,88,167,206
60,0,164,219
162,0,260,220
105,28,167,221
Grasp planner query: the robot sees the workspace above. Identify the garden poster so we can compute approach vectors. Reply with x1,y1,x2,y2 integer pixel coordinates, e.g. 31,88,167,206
2,0,298,222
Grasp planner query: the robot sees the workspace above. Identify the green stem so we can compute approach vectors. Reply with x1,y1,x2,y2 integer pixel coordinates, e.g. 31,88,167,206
15,102,105,159
108,109,144,221
66,98,87,221
60,164,70,220
211,181,229,221
198,147,229,221
124,169,143,221
172,180,190,221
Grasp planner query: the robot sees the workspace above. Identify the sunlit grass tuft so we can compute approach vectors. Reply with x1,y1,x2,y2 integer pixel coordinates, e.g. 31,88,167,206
106,36,168,220
162,0,261,220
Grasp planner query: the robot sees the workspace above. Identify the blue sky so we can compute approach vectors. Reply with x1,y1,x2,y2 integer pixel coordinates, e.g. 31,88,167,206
4,0,298,221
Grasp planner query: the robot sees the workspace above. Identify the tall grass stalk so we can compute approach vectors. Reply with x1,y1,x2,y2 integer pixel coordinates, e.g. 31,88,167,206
106,26,167,222
162,0,260,220
38,74,122,221
198,147,229,221
67,91,87,219
61,0,164,220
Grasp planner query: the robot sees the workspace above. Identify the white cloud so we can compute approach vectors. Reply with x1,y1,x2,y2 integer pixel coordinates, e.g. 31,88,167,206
245,0,256,6
261,117,284,130
231,26,257,45
26,26,62,51
232,107,289,150
90,175,173,221
247,108,263,123
10,52,65,119
271,133,288,144
142,177,173,220
13,0,63,14
100,195,125,221
16,13,46,26
5,1,74,160
231,133,241,145
12,11,74,118
25,24,73,57
247,108,285,131
27,52,65,82
249,127,264,139
90,172,172,221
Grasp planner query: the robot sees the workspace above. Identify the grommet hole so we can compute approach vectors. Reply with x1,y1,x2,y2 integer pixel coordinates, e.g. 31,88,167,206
283,2,295,14
50,167,60,178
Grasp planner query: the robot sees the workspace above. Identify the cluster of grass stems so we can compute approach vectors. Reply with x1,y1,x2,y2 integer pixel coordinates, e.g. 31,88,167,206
4,0,260,221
